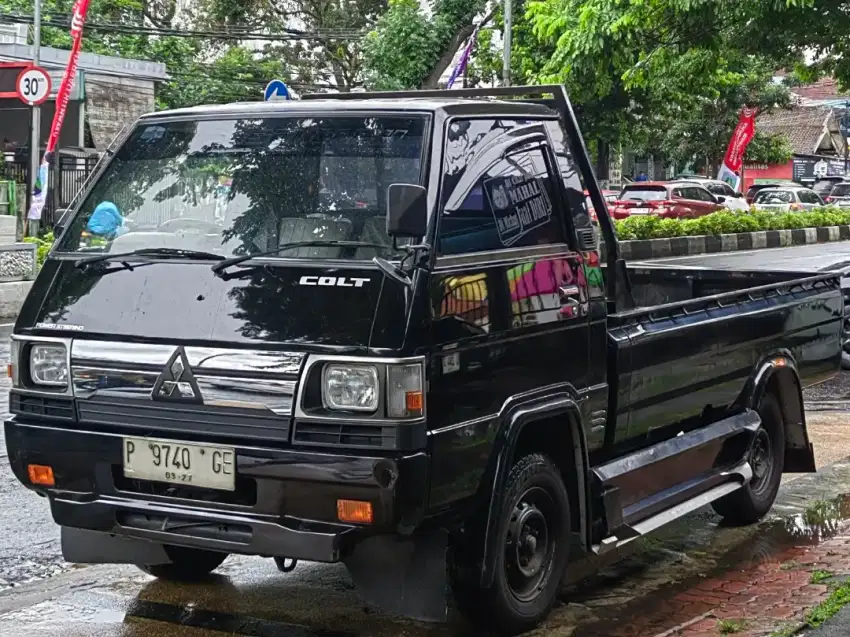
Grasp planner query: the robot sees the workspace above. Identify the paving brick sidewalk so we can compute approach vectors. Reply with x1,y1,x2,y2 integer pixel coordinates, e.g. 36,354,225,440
583,517,850,637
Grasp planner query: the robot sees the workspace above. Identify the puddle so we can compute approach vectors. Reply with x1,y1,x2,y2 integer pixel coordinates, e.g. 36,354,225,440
568,492,850,636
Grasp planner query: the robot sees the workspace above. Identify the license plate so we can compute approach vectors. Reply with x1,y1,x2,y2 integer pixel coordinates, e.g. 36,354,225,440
631,208,650,214
122,437,236,491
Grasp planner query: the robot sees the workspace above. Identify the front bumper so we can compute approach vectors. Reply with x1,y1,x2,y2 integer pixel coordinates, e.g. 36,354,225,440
4,419,429,563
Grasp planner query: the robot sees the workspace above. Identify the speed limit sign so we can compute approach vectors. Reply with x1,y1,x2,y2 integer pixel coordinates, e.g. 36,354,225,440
16,66,52,106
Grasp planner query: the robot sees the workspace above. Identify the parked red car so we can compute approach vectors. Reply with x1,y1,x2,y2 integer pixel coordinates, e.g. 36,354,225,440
609,181,726,219
585,189,618,222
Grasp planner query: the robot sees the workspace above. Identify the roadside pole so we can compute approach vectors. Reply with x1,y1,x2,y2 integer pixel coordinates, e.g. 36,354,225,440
28,0,42,237
502,0,512,86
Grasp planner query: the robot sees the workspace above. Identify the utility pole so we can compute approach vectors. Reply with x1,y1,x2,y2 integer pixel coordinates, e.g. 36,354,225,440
28,0,42,236
502,0,512,86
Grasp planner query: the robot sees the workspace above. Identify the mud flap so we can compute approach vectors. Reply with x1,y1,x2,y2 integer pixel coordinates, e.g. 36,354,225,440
61,527,172,565
343,529,448,622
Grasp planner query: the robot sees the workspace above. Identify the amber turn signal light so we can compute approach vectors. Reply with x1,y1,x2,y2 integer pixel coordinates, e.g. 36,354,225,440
337,499,373,524
28,464,55,487
405,390,424,415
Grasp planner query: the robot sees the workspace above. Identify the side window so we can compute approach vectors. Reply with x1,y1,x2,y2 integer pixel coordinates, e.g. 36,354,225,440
544,121,591,230
671,188,684,199
439,119,567,256
696,187,716,202
722,183,736,197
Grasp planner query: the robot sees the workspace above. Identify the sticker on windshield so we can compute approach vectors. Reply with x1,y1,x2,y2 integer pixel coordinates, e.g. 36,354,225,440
139,125,166,143
484,174,553,247
35,322,84,331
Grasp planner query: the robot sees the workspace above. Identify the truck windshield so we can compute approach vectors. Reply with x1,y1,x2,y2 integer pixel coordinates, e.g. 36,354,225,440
56,115,428,259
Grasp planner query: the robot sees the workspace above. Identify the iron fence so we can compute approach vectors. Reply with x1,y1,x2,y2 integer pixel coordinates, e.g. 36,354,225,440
0,155,100,227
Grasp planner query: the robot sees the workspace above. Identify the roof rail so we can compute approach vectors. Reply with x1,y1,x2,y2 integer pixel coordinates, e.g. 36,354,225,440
301,84,567,103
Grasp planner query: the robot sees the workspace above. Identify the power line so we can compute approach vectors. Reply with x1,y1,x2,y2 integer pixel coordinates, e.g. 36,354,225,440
0,12,368,41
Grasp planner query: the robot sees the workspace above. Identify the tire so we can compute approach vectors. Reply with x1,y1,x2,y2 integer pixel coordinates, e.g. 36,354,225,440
137,545,228,582
451,453,570,635
711,392,785,525
841,350,850,371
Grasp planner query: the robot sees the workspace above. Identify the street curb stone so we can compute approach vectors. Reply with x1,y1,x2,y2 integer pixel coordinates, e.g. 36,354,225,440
604,223,850,261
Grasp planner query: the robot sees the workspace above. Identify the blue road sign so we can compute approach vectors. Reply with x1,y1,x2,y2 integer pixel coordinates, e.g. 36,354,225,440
264,80,291,101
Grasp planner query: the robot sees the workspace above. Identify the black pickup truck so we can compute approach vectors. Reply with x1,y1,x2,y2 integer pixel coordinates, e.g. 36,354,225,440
4,85,843,634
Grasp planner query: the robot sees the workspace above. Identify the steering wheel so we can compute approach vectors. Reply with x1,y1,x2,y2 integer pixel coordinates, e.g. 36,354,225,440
157,218,221,234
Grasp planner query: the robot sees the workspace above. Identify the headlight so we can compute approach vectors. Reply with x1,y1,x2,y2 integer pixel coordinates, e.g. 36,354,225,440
322,364,379,412
387,363,424,418
29,344,68,387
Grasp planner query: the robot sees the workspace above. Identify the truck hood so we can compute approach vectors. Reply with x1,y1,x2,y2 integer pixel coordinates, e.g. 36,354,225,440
17,259,409,350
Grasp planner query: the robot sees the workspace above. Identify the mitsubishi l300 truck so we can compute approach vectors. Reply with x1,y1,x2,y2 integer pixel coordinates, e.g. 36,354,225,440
4,85,843,635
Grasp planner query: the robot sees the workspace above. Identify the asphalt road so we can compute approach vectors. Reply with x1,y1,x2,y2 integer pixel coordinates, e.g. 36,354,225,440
643,240,850,273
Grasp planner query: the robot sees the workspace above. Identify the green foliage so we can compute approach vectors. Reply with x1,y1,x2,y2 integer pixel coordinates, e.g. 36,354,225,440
24,231,55,270
363,0,489,89
613,208,850,241
745,131,794,166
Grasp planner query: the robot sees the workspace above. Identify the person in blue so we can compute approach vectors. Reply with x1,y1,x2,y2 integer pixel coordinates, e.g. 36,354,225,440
635,171,649,182
86,201,127,239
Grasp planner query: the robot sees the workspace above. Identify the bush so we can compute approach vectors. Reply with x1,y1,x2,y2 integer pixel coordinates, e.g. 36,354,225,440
612,206,850,240
24,231,54,270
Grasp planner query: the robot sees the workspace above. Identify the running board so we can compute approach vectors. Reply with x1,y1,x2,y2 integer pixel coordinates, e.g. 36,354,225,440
592,460,752,554
590,409,761,553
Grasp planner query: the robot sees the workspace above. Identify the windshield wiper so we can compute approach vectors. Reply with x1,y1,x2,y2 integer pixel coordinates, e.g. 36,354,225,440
210,240,393,276
75,248,226,270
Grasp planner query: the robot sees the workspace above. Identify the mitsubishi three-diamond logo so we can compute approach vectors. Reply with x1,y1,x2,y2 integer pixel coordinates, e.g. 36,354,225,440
151,347,203,403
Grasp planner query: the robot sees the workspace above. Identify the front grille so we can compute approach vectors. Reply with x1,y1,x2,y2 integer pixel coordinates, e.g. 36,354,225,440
293,421,394,448
112,467,257,506
77,397,291,442
10,393,75,420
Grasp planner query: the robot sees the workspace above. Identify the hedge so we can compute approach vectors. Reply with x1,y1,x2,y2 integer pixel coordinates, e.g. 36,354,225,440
613,207,850,241
23,231,54,270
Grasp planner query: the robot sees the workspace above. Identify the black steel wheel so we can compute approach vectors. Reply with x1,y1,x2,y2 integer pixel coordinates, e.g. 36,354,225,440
451,453,570,635
137,545,228,582
712,393,785,525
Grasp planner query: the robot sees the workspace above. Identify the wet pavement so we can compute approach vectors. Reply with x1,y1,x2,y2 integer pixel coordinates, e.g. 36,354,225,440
1,322,850,635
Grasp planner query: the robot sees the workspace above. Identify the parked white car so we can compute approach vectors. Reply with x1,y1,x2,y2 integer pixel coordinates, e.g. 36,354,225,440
679,178,749,211
752,186,824,212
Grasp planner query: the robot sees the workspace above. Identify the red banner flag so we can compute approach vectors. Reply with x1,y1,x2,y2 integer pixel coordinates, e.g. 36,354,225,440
716,107,757,191
28,0,91,221
723,107,757,172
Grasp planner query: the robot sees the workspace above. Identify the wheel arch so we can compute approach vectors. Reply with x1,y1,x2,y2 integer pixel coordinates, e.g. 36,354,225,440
746,351,814,473
478,391,590,588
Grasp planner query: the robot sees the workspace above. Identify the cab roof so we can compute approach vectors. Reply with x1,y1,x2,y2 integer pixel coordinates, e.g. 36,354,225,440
139,97,558,121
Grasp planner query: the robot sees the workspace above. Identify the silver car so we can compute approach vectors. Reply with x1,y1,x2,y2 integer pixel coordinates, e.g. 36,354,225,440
752,186,824,212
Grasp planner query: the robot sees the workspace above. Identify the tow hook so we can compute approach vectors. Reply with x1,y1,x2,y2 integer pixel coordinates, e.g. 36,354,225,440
274,557,298,573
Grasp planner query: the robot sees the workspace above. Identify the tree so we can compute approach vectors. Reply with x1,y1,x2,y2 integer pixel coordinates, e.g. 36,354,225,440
196,0,388,91
745,131,794,166
363,0,491,89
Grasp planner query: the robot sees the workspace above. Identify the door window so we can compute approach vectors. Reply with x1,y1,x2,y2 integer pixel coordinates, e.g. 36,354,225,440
439,119,567,256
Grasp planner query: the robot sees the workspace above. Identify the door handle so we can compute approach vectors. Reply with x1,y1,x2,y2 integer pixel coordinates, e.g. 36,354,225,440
558,285,580,299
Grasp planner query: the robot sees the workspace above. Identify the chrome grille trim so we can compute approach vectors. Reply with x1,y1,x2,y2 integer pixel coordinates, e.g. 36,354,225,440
71,341,305,376
70,342,305,417
72,367,298,414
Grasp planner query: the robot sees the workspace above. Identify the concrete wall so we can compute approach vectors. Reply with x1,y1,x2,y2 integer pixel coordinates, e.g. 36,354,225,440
86,75,156,150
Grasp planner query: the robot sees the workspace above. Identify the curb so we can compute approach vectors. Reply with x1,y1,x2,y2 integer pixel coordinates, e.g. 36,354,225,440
603,224,850,261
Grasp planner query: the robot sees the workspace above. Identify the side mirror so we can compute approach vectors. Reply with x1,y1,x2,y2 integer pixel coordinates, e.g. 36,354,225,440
54,208,71,236
387,184,427,238
736,192,744,198
715,195,726,204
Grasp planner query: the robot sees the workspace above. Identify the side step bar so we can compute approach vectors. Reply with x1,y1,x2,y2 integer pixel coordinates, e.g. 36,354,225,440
590,410,761,554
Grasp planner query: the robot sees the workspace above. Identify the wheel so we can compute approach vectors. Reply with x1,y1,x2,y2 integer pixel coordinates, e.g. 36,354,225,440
712,393,785,525
451,453,570,635
137,545,228,582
